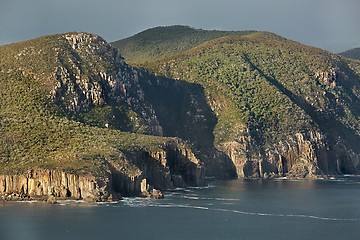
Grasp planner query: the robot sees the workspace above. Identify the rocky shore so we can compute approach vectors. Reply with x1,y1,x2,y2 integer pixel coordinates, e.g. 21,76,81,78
0,142,205,202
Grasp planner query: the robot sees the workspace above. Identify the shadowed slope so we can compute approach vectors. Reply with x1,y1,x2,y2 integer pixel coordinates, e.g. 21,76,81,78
113,26,360,177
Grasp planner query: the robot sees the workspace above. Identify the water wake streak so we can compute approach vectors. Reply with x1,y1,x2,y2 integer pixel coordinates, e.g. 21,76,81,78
183,196,240,201
145,203,359,222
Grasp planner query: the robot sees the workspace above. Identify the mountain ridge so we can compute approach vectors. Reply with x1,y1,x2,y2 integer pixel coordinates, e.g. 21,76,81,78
112,25,256,66
0,31,205,201
339,47,360,60
1,26,360,201
112,25,360,178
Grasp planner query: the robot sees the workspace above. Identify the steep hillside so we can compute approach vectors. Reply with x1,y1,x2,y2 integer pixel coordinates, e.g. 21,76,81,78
113,26,360,178
0,32,205,201
339,48,360,60
2,27,360,203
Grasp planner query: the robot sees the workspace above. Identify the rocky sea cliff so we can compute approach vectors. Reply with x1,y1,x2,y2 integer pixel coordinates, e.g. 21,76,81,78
1,27,360,201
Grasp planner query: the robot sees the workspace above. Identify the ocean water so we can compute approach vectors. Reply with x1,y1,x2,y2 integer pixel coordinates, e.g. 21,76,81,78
1,176,360,240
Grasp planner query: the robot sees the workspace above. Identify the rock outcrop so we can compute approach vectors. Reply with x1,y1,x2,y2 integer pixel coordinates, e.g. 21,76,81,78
0,169,109,202
111,26,360,180
123,142,205,191
52,33,163,135
4,29,360,203
315,67,339,88
0,143,205,201
219,130,360,179
0,32,208,202
140,179,164,199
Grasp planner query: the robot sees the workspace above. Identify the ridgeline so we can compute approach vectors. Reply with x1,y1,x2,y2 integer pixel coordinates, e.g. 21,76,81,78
1,25,360,201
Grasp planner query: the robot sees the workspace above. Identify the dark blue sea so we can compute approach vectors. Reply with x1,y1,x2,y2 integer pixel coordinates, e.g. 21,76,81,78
1,176,360,240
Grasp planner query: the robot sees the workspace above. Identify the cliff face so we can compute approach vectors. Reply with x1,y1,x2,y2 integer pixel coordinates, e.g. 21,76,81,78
137,67,360,179
0,32,207,201
0,169,106,201
122,142,205,191
220,130,360,179
104,142,205,198
114,27,360,180
330,143,360,174
0,143,204,201
220,131,324,178
52,33,163,135
3,28,360,202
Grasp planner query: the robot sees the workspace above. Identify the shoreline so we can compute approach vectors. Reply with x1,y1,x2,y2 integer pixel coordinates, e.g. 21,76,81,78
2,175,358,204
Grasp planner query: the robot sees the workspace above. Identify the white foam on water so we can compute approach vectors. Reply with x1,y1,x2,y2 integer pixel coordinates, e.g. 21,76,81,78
57,199,86,204
143,202,360,222
188,184,216,189
325,178,347,182
183,196,200,200
151,203,209,210
183,195,240,201
274,177,288,180
14,200,39,203
213,197,240,201
120,197,157,207
212,208,359,221
164,188,194,194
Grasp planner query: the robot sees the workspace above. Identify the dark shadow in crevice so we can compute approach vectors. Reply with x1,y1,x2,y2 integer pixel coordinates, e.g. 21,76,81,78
138,70,237,179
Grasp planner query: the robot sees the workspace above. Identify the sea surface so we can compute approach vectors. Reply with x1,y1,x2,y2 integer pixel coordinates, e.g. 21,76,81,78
1,176,360,240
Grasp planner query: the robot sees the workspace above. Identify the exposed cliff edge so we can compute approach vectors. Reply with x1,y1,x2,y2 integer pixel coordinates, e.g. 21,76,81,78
222,132,360,179
136,68,360,180
0,32,205,202
0,142,204,202
0,169,105,202
2,28,360,201
114,26,360,180
52,33,163,135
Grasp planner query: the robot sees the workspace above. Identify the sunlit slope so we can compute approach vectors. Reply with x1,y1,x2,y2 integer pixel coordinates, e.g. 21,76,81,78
114,26,360,177
0,33,190,178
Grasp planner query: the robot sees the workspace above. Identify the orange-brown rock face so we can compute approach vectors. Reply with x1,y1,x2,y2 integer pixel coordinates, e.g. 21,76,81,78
220,130,360,179
0,143,205,202
0,169,107,201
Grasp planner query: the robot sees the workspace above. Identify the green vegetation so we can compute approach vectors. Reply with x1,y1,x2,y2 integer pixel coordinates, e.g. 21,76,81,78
339,48,360,60
112,25,255,66
0,69,177,175
0,33,183,176
2,26,360,179
113,26,360,151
